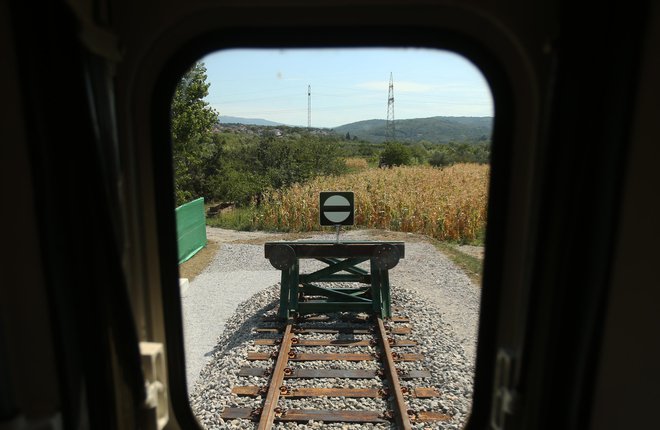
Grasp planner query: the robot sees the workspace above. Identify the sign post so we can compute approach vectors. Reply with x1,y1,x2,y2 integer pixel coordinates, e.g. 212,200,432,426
319,191,354,243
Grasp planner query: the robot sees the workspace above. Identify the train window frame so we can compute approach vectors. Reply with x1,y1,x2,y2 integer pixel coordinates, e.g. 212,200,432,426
6,1,652,429
133,10,541,430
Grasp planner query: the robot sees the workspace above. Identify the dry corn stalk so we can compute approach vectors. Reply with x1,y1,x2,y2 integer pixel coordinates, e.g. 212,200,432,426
256,164,489,242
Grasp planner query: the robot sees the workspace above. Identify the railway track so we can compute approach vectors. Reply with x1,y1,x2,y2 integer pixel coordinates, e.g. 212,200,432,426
221,309,451,429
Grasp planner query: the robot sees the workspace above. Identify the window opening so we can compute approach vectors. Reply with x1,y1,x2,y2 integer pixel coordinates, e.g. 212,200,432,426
172,48,493,429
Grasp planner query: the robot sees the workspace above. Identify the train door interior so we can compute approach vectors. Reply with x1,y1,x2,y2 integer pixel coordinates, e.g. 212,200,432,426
1,1,658,430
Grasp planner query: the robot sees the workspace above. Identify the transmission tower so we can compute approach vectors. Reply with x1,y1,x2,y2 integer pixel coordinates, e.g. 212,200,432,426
308,85,311,128
386,73,395,141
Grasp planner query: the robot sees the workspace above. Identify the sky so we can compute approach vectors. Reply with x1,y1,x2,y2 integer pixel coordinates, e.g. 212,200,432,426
201,48,493,129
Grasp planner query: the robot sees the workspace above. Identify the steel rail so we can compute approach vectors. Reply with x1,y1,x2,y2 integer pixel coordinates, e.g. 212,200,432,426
223,313,450,427
377,317,413,430
257,320,294,430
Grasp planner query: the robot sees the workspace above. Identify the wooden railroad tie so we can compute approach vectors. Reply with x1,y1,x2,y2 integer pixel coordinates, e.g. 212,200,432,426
222,314,451,428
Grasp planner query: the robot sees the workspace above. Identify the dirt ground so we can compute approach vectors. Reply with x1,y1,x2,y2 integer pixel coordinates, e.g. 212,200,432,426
178,240,220,281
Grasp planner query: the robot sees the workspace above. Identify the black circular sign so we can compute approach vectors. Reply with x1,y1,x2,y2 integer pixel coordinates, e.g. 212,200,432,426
319,191,355,226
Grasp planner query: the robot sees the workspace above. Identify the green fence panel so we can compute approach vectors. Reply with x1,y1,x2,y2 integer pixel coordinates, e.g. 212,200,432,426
176,197,207,264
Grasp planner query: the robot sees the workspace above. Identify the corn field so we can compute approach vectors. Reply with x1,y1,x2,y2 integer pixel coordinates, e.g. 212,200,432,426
343,157,370,172
253,164,490,242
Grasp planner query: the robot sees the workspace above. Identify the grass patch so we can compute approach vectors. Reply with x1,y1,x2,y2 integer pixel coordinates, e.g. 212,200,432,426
431,240,483,285
463,226,486,246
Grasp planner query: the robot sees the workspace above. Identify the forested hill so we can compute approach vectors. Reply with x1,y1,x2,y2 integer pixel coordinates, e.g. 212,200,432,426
218,115,284,126
333,116,493,143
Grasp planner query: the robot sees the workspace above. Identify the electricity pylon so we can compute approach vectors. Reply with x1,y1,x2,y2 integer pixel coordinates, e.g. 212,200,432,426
386,73,395,141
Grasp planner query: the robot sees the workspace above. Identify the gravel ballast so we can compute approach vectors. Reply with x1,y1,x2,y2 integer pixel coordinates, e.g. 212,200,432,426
183,230,481,429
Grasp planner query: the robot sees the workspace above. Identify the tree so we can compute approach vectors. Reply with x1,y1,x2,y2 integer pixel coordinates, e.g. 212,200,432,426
379,142,412,167
427,141,491,167
409,142,429,164
170,62,218,205
429,151,449,167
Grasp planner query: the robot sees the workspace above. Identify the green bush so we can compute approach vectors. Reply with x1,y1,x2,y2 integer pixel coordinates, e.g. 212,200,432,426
429,141,490,167
379,142,412,166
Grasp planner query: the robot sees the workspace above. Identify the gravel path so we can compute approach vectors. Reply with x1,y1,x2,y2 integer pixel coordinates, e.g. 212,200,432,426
182,243,281,389
182,229,481,428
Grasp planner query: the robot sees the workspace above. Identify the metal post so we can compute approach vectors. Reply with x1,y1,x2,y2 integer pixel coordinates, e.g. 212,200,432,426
335,224,341,243
381,269,391,318
290,260,299,316
370,259,382,316
279,266,291,319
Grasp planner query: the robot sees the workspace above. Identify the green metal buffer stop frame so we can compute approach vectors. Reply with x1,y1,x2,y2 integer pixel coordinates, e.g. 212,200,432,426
265,241,405,319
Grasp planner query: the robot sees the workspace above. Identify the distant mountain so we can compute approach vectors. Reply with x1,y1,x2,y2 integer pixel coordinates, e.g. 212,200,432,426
333,116,493,143
218,116,284,126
